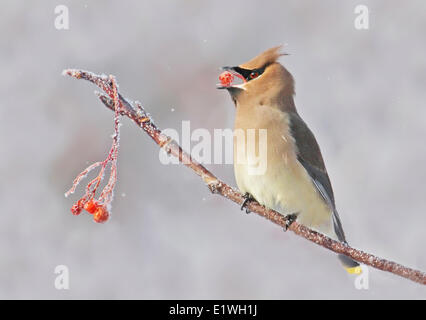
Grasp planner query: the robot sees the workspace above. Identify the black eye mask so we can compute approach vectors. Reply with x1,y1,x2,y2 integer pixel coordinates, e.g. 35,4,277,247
233,66,265,81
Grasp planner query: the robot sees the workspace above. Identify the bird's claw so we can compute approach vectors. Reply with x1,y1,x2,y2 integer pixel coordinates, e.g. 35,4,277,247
283,213,297,231
241,192,253,214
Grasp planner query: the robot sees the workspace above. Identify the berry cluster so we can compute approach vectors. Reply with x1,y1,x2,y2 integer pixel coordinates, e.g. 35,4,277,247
65,75,121,223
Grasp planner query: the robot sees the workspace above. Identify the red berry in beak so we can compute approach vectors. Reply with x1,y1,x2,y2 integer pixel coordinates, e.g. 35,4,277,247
219,71,234,87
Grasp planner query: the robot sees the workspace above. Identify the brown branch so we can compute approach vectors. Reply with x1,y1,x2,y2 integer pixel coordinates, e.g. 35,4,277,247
63,69,426,286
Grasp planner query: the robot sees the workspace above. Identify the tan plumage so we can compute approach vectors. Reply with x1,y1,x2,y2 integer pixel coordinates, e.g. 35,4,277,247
239,45,285,70
219,46,360,273
234,106,335,235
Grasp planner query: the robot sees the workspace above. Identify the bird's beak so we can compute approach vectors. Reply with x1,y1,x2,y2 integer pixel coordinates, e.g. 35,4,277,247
217,66,246,89
221,66,236,72
221,66,235,71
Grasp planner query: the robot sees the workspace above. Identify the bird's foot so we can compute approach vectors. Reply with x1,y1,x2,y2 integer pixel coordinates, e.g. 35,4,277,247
283,213,297,231
240,192,254,214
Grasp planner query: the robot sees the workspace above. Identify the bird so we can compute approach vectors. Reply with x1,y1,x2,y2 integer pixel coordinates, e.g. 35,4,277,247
217,46,361,274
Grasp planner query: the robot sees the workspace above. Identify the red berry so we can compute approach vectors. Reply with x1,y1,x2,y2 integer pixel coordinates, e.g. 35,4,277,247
219,71,234,87
71,203,83,216
84,200,98,214
93,206,109,223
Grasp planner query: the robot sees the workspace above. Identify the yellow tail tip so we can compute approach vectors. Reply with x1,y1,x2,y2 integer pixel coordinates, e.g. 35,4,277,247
345,266,362,275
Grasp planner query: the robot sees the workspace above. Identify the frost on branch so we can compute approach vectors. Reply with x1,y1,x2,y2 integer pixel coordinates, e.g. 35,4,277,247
64,75,121,223
63,69,426,285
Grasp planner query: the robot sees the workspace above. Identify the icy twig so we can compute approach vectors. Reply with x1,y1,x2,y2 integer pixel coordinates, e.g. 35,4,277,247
64,73,121,223
63,69,426,286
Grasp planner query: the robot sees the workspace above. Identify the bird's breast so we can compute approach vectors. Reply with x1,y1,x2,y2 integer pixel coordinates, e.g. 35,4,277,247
233,104,333,233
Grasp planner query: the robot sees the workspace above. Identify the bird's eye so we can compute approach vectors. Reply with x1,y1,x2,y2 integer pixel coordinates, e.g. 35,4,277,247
249,71,259,79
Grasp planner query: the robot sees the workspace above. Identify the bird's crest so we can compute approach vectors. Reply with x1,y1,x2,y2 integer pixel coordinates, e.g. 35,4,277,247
239,45,286,70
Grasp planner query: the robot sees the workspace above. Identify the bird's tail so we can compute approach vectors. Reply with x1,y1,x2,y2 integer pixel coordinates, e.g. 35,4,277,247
338,254,362,274
332,210,362,274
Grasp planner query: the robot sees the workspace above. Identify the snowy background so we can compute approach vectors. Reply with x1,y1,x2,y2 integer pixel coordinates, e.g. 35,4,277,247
1,0,426,299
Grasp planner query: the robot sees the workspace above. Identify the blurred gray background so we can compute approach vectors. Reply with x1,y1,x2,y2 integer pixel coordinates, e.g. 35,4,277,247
1,0,426,299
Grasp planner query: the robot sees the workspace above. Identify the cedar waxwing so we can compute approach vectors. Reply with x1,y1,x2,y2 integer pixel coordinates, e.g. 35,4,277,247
218,46,361,274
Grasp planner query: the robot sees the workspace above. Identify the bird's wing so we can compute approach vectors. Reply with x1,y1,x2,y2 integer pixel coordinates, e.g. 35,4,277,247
288,112,347,243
